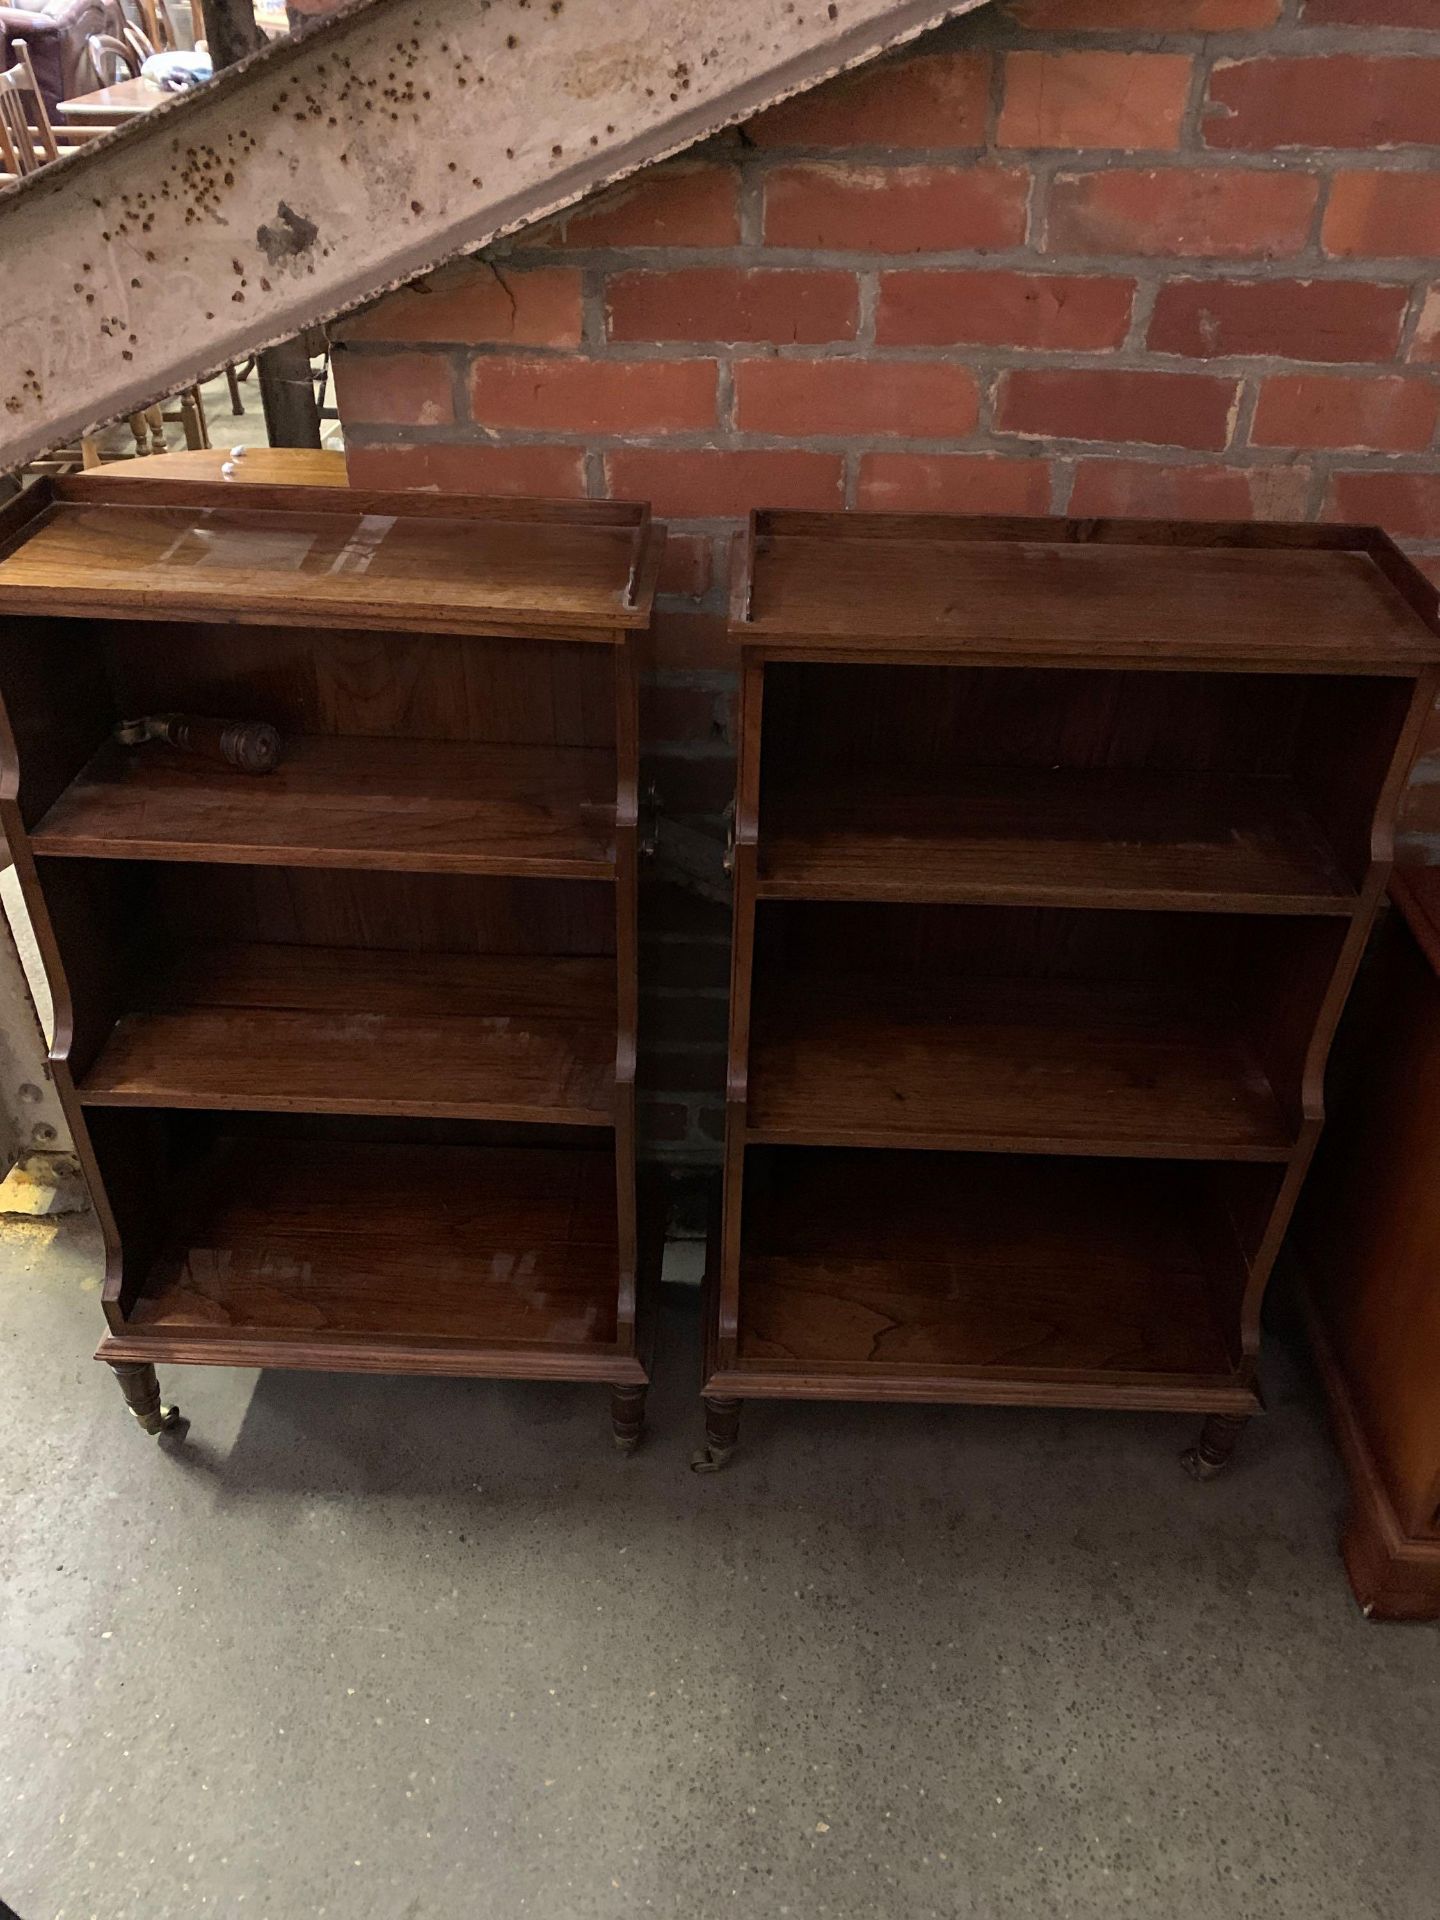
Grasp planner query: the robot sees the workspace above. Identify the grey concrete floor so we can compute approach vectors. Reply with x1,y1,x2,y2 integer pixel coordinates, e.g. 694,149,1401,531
1,1217,1436,1920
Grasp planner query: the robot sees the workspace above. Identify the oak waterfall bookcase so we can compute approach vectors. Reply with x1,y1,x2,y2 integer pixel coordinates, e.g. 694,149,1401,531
699,510,1440,1474
0,475,662,1449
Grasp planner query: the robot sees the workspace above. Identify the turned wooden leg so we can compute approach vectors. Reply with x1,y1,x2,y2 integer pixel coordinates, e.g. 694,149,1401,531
691,1396,741,1473
1181,1412,1249,1482
110,1362,181,1437
611,1383,647,1452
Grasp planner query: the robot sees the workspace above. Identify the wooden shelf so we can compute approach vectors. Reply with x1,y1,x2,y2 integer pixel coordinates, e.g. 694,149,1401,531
747,977,1292,1160
119,1135,622,1361
0,488,657,635
739,514,1436,670
33,736,618,879
759,769,1356,913
78,942,617,1124
733,1151,1248,1403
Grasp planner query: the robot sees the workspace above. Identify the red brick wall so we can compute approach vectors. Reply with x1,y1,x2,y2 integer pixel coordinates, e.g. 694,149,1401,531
332,0,1440,1159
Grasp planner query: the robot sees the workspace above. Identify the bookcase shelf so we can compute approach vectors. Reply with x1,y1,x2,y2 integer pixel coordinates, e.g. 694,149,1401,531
701,511,1440,1473
757,767,1355,913
111,1134,624,1371
33,735,619,879
76,943,618,1125
0,476,662,1443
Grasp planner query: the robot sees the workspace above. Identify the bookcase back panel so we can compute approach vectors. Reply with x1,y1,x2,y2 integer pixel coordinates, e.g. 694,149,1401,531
753,900,1339,1000
101,623,617,748
151,867,617,957
761,663,1405,793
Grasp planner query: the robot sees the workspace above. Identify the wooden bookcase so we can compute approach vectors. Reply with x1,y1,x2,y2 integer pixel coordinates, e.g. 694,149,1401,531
0,474,663,1448
699,511,1440,1472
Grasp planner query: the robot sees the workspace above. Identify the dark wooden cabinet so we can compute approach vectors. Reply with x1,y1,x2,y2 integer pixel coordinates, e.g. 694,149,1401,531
0,474,663,1448
1292,868,1440,1619
699,511,1440,1472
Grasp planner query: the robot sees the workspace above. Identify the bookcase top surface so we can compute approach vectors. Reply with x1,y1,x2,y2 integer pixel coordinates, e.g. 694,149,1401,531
0,479,658,636
734,512,1440,670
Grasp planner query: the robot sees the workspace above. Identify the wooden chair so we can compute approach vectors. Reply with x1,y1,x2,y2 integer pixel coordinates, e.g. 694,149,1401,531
85,31,139,85
0,37,120,181
0,39,60,173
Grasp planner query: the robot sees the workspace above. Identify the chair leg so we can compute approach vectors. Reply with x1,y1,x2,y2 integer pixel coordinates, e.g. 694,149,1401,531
225,363,245,415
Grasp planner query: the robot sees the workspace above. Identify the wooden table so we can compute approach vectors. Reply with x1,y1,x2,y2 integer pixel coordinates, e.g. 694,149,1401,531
58,77,171,122
96,447,347,486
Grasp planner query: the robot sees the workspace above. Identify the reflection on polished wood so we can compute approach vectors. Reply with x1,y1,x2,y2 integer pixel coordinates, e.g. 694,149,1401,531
0,482,655,634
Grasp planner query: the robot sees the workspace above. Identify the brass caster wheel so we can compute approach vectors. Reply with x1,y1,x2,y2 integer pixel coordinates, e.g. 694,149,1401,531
1180,1444,1227,1483
137,1402,184,1438
690,1444,734,1474
613,1432,641,1454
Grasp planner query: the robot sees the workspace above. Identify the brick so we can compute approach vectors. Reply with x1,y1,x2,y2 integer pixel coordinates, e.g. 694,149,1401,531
641,940,731,990
1205,58,1440,153
641,752,737,814
642,994,730,1045
1410,288,1440,366
544,165,739,249
343,442,587,497
330,352,453,427
336,265,583,347
1326,471,1440,538
1010,0,1278,21
856,453,1053,514
1399,774,1440,839
638,1100,691,1145
608,449,843,520
468,356,716,433
1301,0,1437,22
998,52,1191,152
743,51,991,149
763,164,1029,253
606,268,858,344
641,685,736,746
1323,172,1440,260
1148,278,1408,363
996,369,1239,449
656,532,713,598
1069,459,1312,518
1047,168,1317,260
733,359,981,437
641,881,731,940
642,609,733,674
1251,374,1439,452
876,269,1133,349
637,1046,726,1094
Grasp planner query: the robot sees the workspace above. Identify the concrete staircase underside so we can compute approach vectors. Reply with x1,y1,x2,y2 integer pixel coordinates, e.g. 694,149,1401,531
0,0,988,473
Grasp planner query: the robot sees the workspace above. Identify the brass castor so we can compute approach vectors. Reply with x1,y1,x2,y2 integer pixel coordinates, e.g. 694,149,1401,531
691,1395,741,1473
110,1362,183,1439
610,1383,647,1453
690,1443,735,1474
1181,1412,1250,1481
